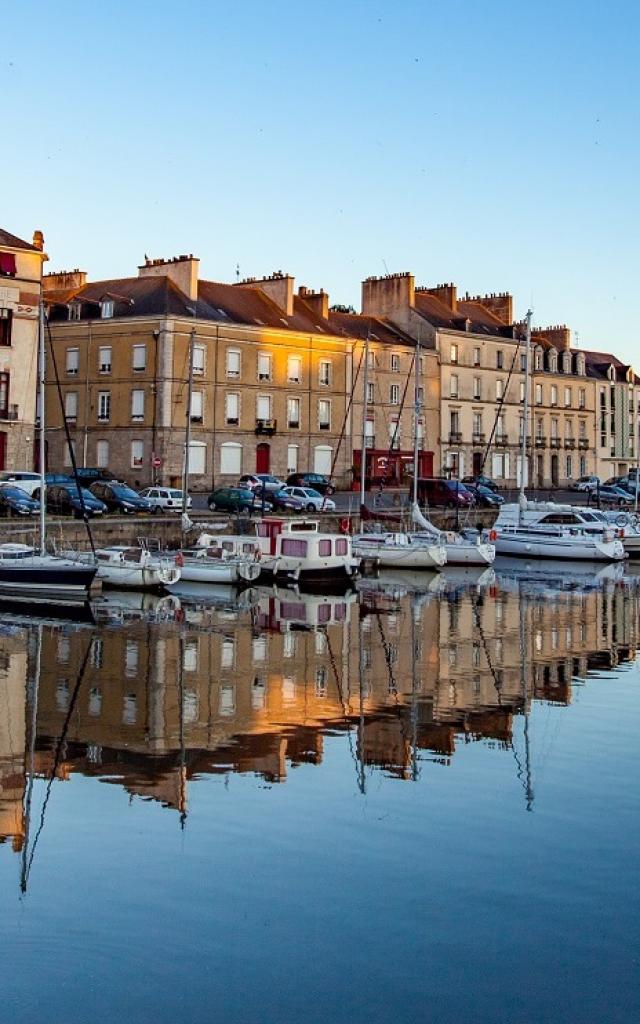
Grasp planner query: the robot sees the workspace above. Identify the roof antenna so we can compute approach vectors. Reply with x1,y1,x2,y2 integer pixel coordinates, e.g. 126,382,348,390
236,262,240,283
382,258,389,274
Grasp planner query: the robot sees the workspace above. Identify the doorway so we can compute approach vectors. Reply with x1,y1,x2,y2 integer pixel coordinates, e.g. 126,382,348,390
551,454,559,487
536,455,544,488
256,442,270,474
472,451,483,477
0,431,6,470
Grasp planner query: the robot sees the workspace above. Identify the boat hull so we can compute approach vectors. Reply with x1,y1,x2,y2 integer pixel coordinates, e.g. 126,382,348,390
494,533,625,561
0,562,97,606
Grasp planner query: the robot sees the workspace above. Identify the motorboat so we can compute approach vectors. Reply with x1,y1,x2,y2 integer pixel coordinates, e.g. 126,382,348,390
410,503,495,566
70,545,181,591
176,544,261,585
0,543,97,607
490,502,626,561
352,530,446,571
597,509,640,558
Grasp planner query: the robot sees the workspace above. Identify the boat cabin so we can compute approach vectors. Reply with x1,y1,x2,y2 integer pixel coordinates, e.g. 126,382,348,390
255,518,350,560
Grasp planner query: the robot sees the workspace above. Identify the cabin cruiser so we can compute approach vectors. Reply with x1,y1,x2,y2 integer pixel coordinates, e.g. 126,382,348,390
489,502,626,561
410,503,495,566
176,543,261,585
0,543,97,606
70,545,181,591
352,530,446,571
597,509,640,557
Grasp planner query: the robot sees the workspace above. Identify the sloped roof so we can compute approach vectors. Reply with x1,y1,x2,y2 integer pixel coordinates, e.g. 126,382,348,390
328,310,415,346
0,227,39,251
581,349,639,383
413,289,516,337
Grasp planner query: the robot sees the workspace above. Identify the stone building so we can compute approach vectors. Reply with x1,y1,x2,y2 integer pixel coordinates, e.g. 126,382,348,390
0,227,47,472
583,350,640,481
43,259,355,488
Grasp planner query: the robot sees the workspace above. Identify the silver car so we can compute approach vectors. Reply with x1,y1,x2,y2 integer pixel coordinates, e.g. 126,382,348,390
281,486,336,512
138,487,192,512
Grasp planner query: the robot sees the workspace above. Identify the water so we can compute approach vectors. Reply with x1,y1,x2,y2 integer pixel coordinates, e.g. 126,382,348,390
0,564,638,1024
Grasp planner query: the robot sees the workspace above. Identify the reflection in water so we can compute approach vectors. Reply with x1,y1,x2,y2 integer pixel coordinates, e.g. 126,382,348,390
1,567,638,855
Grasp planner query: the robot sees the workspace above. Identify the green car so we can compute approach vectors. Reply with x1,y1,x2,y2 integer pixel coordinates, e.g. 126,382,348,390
207,486,273,513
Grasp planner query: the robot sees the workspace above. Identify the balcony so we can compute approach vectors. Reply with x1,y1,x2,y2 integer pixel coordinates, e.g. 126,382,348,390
0,404,18,421
535,436,547,448
578,437,589,449
472,432,485,445
287,420,300,430
549,437,561,449
255,417,277,436
448,431,462,443
564,438,576,449
495,434,509,446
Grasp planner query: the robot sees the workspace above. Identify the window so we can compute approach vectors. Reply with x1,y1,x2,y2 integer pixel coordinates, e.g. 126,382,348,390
220,442,242,475
389,417,400,449
0,372,9,418
390,384,400,405
193,345,205,375
256,395,272,421
314,444,332,474
287,444,298,474
520,354,527,371
473,347,481,366
450,374,458,398
496,379,504,400
534,348,543,371
187,441,206,475
318,539,332,556
492,452,510,479
566,455,572,478
520,381,525,403
367,350,376,369
131,389,145,421
287,397,300,428
281,538,308,557
579,419,586,438
287,355,302,383
580,455,586,476
0,253,17,277
473,411,483,435
257,352,272,380
473,377,481,400
551,385,558,406
450,344,458,365
319,360,331,386
89,685,102,716
391,353,401,372
535,383,542,404
100,300,114,319
564,386,571,407
225,393,239,426
366,381,375,403
190,391,203,423
365,418,375,446
450,410,460,435
64,392,78,422
318,400,331,430
132,344,146,371
548,350,557,373
496,350,504,369
97,391,110,422
551,416,559,439
336,538,348,556
562,351,572,374
68,302,81,321
226,348,240,378
131,440,144,468
96,440,109,467
66,347,79,375
98,346,112,373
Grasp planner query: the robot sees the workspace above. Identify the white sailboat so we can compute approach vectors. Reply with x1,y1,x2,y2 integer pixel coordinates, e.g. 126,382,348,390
409,503,495,566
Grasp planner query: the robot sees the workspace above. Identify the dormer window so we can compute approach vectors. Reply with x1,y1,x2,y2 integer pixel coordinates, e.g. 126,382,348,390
101,300,114,319
562,351,572,374
534,347,543,371
547,350,557,373
68,302,81,321
576,353,585,376
608,365,616,382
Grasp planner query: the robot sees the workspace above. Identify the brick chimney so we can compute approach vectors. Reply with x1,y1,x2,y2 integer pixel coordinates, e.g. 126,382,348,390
240,271,294,317
138,254,199,302
423,283,458,311
533,324,571,351
469,291,513,325
298,286,329,320
361,272,415,331
43,269,88,293
32,230,44,252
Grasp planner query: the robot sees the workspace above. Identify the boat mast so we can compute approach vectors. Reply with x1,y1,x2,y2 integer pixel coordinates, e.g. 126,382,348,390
412,332,421,507
518,309,533,518
359,326,370,509
181,324,196,524
38,302,46,556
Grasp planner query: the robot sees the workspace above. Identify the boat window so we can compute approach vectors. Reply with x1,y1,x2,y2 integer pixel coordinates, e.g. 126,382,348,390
281,538,308,557
289,521,317,532
318,604,331,623
335,602,346,620
257,524,269,537
281,601,307,621
318,540,331,556
335,538,348,555
540,513,580,524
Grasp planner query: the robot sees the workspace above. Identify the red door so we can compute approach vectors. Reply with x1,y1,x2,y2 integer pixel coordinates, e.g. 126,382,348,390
256,443,270,474
0,432,6,470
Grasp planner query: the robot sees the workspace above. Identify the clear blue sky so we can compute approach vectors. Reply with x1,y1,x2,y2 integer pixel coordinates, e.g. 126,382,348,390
4,0,639,360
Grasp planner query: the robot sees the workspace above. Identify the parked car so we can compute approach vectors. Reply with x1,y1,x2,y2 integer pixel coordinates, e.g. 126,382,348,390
595,485,635,507
462,474,499,492
572,474,601,492
254,486,304,513
239,473,286,493
285,473,335,495
41,483,107,518
465,483,504,508
75,467,124,486
45,473,74,486
281,485,336,512
0,486,40,517
138,487,192,513
0,471,43,498
207,487,272,513
413,477,475,508
89,482,153,515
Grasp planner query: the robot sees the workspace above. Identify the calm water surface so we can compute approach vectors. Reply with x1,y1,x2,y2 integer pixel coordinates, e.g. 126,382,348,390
0,564,638,1024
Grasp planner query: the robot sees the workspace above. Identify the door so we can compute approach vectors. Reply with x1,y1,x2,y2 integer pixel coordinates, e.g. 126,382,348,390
0,432,6,471
472,451,483,477
256,443,270,474
537,455,544,488
551,454,559,487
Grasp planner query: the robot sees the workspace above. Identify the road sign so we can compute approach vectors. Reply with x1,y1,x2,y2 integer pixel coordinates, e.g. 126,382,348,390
152,455,162,468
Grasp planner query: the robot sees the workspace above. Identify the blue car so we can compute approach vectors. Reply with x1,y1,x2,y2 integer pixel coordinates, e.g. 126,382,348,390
0,485,40,517
42,483,107,518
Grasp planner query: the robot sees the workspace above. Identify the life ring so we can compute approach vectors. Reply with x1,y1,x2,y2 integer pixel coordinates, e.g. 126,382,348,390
615,513,626,527
489,529,497,542
254,548,262,561
175,552,185,567
340,517,351,534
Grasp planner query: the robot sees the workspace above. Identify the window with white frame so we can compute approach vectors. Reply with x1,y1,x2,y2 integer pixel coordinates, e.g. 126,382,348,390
450,374,458,398
566,454,572,478
131,389,145,421
226,348,240,378
257,352,272,380
319,360,331,386
318,399,331,430
390,384,400,405
314,445,332,474
492,452,510,479
520,381,525,403
256,395,272,421
579,455,586,475
520,353,527,371
496,350,504,369
187,441,206,475
578,387,585,409
68,303,81,321
551,416,559,439
98,346,112,373
391,353,401,372
287,444,298,474
190,391,203,423
564,386,572,407
287,397,300,428
535,383,543,404
366,381,375,403
473,347,481,366
100,300,114,319
473,411,483,435
131,440,144,468
132,344,146,371
551,384,558,406
220,442,242,475
97,391,111,422
66,347,79,375
367,350,376,369
287,355,302,383
496,379,504,400
64,392,78,421
450,344,458,365
473,376,481,399
193,345,205,375
579,419,586,438
365,417,375,446
225,393,239,425
96,440,109,467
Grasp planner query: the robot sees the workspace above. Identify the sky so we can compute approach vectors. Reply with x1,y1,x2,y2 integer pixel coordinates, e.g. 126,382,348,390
3,0,639,361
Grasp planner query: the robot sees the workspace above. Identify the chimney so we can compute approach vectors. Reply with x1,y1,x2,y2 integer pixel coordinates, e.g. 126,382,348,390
32,230,44,252
43,269,88,293
138,254,199,302
533,324,572,352
298,286,329,320
472,291,513,325
424,282,458,311
361,272,415,330
240,271,294,317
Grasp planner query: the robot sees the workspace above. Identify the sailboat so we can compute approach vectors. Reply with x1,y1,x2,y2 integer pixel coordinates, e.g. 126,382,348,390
0,304,97,606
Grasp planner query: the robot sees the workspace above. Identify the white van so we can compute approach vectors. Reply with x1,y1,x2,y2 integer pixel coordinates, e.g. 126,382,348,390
0,471,42,497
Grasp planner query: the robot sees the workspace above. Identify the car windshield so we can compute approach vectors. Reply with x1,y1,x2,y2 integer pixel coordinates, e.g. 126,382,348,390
303,488,322,498
64,485,95,500
168,489,183,498
1,487,32,500
111,486,140,499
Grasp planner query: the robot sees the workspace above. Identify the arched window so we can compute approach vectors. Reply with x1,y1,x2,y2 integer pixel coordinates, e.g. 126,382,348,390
575,352,585,376
534,346,543,371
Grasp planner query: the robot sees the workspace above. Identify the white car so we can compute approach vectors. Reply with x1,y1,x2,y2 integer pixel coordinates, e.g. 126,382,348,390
282,486,336,512
138,487,192,512
0,471,42,498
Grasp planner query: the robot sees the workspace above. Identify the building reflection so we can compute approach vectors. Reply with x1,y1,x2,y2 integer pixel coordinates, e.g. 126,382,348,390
0,567,638,847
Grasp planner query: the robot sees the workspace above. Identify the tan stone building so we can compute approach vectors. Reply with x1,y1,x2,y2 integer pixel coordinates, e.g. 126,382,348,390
0,227,47,472
583,350,640,481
